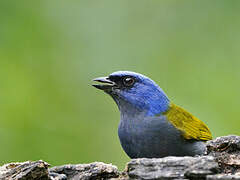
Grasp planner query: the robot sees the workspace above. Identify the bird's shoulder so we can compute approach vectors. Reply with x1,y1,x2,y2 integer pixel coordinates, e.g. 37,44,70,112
162,103,212,141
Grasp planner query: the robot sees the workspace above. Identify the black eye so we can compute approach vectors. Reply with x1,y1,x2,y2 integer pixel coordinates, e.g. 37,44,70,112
123,77,135,87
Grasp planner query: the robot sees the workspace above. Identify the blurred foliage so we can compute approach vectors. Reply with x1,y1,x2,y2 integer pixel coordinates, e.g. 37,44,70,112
0,0,240,169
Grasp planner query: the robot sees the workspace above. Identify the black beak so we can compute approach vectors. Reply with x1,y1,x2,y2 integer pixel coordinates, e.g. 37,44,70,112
92,77,116,91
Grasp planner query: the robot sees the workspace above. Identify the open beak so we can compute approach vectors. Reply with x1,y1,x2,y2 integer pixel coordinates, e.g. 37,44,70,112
92,77,116,91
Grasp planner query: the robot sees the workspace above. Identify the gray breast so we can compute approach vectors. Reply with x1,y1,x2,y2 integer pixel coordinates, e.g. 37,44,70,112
118,114,206,158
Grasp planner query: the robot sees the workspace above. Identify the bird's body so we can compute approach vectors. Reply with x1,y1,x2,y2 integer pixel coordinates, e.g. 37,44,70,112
93,71,212,158
118,102,207,158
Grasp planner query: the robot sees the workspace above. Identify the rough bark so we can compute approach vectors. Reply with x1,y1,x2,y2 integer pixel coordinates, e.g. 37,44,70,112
0,135,240,180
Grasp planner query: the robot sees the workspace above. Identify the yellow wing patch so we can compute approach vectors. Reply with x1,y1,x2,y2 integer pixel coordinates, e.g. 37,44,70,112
164,103,212,141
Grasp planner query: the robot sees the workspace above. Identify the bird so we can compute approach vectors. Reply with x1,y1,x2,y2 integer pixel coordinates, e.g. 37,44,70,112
92,71,212,158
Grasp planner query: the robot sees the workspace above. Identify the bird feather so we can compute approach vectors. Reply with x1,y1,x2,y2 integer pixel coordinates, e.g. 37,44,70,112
164,103,212,141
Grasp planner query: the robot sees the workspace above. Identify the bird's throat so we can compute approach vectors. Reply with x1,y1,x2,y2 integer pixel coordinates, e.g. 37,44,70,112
111,93,170,117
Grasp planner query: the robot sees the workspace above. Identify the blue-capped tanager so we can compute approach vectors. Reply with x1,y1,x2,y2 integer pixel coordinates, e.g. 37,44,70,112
92,71,212,158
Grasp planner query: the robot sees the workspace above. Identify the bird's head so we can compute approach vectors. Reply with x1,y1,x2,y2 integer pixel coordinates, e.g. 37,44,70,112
93,71,170,116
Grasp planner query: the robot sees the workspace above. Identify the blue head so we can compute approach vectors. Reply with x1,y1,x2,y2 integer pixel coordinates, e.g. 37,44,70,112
93,71,170,116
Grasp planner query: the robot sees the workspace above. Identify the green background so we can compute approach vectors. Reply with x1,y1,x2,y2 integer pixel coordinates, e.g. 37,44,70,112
0,1,240,169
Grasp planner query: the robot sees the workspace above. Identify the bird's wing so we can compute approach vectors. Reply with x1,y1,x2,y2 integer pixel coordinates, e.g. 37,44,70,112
164,103,212,141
